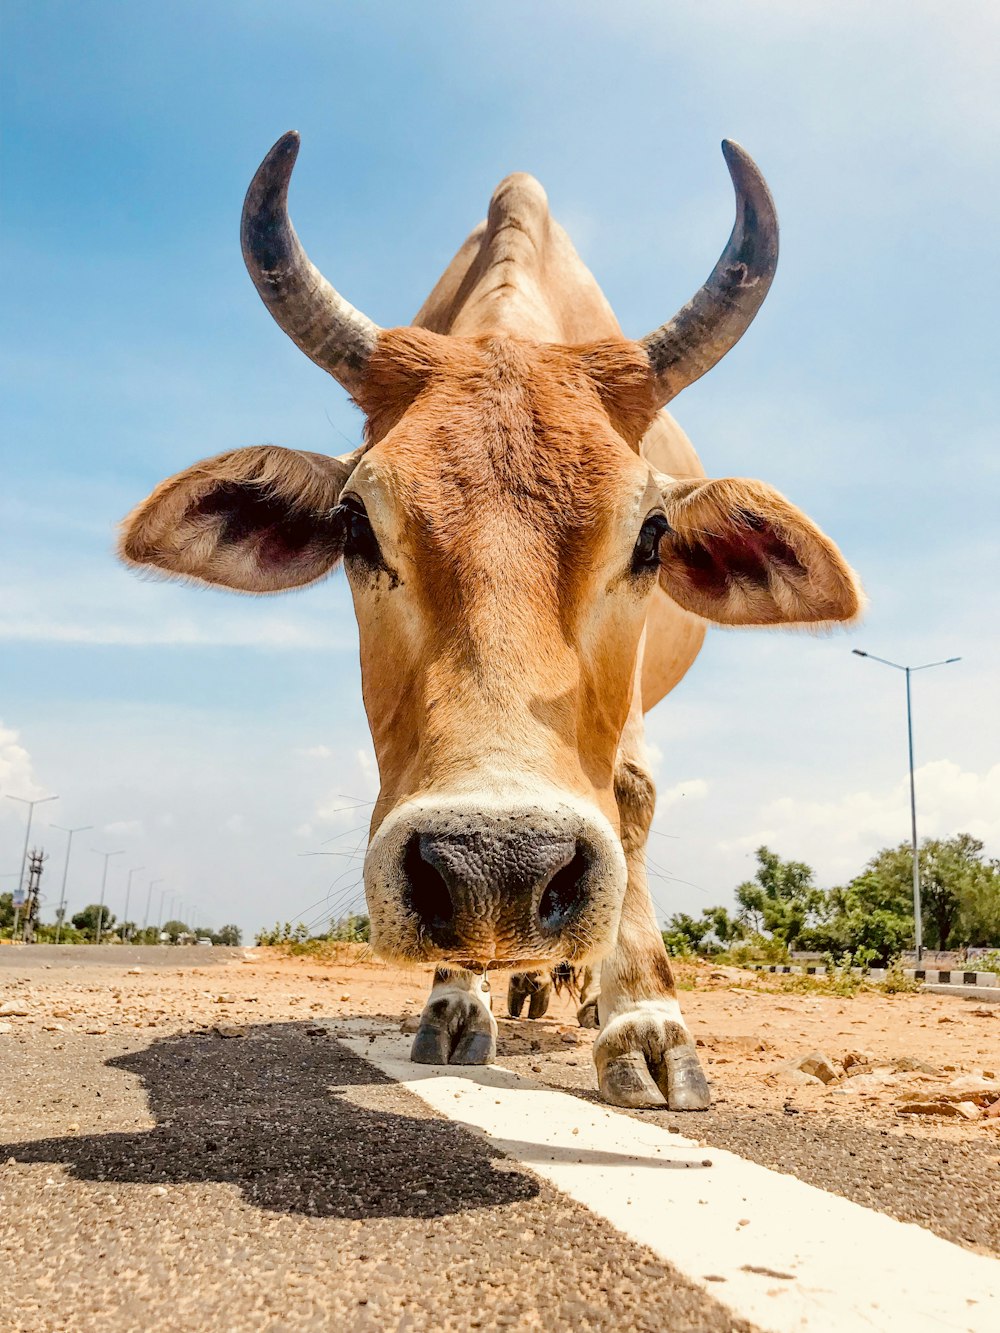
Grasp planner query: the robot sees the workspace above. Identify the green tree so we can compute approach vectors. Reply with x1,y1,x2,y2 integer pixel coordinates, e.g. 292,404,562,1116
328,914,370,943
161,918,189,943
662,911,709,956
1,892,13,932
72,904,115,940
832,835,1000,953
211,924,242,946
735,847,824,948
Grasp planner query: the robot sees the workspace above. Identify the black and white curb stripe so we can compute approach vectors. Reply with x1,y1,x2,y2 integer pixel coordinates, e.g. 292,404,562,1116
754,964,999,988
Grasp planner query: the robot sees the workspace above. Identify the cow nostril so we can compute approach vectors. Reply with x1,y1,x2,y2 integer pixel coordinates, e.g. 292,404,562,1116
403,834,455,932
537,847,590,935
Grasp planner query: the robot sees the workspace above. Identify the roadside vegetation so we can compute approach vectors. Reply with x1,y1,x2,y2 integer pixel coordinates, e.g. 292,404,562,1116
661,835,1000,976
0,894,241,947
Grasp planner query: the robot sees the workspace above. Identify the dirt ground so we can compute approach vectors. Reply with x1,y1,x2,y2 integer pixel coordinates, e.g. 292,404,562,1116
2,949,998,1145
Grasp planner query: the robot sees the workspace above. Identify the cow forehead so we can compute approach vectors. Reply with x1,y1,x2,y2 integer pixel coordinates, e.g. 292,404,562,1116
353,329,658,552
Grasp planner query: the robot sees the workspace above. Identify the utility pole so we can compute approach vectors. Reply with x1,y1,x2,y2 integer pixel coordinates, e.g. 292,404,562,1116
51,824,92,945
852,650,960,961
91,849,123,945
6,794,58,940
22,849,46,943
122,866,144,943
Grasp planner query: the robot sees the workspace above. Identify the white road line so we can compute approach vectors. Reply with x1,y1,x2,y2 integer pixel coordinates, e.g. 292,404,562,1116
343,1031,1000,1333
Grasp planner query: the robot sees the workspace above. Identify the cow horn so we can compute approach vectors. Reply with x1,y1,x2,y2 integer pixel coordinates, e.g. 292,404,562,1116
642,141,779,407
241,132,381,397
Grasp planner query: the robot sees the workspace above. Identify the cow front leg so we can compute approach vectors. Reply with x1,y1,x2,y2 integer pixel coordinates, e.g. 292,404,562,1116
575,965,601,1028
591,751,709,1110
593,907,710,1111
411,967,497,1066
506,972,552,1019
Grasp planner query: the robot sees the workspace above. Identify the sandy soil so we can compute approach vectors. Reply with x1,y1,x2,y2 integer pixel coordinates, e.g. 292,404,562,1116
2,949,998,1148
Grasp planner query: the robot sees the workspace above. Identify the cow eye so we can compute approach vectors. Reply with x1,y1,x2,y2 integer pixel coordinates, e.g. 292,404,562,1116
632,512,671,574
336,495,384,570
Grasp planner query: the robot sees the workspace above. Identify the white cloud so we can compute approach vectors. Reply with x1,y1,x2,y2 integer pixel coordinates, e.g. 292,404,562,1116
657,779,709,811
0,722,45,805
720,761,1000,886
103,819,143,837
223,814,246,834
296,745,332,759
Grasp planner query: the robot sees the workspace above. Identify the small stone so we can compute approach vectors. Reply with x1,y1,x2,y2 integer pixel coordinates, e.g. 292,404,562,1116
213,1025,245,1039
952,1101,982,1121
985,1100,1000,1119
42,1023,64,1032
84,1026,107,1036
400,1015,421,1034
842,1050,874,1072
831,1072,894,1095
560,1033,578,1045
214,994,237,1004
339,994,351,1001
969,1008,996,1018
127,967,142,975
897,1100,970,1118
305,1026,327,1037
779,1068,823,1088
0,1022,12,1035
67,1122,80,1133
794,1051,840,1084
892,1056,943,1075
0,1002,29,1018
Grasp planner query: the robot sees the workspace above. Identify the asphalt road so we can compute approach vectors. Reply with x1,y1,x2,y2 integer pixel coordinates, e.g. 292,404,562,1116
2,957,998,1332
2,1019,750,1332
0,945,242,970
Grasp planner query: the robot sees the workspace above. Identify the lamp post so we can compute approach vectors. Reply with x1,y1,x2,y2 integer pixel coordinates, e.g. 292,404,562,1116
91,849,124,945
6,793,58,939
144,877,163,936
852,650,960,961
123,866,144,943
157,884,170,937
51,824,93,944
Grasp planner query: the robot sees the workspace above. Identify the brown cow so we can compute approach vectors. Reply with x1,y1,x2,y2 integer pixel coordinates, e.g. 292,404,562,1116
120,134,860,1109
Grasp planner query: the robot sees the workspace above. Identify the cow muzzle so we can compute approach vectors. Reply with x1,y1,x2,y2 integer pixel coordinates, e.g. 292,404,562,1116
364,796,627,968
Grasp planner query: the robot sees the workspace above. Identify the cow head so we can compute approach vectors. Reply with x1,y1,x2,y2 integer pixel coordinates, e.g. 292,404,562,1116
121,134,860,972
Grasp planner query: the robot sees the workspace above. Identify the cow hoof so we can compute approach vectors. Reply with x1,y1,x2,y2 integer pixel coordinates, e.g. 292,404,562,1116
528,982,552,1020
507,973,552,1020
594,1005,710,1110
577,998,599,1029
411,991,497,1066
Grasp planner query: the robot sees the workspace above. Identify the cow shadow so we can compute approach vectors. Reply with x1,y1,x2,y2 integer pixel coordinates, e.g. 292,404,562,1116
3,1022,540,1220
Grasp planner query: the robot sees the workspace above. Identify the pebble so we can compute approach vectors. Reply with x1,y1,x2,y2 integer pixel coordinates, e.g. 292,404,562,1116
795,1051,841,1084
0,1002,29,1018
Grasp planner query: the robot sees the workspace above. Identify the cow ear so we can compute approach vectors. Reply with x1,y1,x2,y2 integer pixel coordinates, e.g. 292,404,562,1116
119,445,359,593
654,475,862,626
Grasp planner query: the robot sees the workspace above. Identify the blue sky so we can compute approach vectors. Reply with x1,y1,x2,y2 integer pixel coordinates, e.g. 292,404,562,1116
2,1,997,939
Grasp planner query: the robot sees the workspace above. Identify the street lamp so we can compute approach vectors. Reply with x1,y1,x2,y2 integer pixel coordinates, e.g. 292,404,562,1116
852,650,961,961
51,824,93,945
144,877,164,935
157,884,170,936
91,848,124,945
6,793,58,939
123,866,144,943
